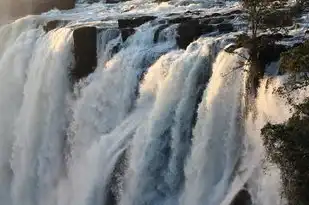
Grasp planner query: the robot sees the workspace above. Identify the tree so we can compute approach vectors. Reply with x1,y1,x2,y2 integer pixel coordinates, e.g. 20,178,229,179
276,41,309,97
262,98,309,205
239,0,292,95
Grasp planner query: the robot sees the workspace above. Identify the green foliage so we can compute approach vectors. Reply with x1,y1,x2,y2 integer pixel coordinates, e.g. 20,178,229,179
275,41,309,96
261,98,309,205
280,41,309,73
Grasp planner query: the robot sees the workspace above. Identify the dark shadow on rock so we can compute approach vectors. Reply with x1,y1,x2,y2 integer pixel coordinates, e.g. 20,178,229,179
43,20,70,32
71,26,97,84
217,23,234,33
231,189,252,205
118,16,157,29
120,28,136,42
104,150,128,205
176,19,215,49
153,24,169,43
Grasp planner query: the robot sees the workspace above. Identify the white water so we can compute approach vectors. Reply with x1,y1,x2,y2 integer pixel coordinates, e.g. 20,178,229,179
0,2,306,205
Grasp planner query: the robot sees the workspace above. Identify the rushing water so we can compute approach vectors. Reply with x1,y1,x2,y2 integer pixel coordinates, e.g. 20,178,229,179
0,1,305,205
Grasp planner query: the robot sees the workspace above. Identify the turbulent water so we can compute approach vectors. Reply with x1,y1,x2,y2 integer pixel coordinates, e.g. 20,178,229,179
0,1,306,205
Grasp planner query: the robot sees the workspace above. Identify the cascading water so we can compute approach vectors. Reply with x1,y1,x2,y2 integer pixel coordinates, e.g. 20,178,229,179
0,1,305,205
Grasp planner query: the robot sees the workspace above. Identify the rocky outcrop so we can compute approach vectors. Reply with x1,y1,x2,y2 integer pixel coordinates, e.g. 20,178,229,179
120,28,136,42
106,0,130,3
118,16,157,29
176,19,215,49
231,189,252,205
118,16,157,42
72,26,97,84
217,23,234,33
43,20,70,32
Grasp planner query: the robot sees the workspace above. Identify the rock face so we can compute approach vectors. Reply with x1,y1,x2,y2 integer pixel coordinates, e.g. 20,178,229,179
43,20,70,32
10,0,74,17
176,19,215,49
118,16,157,29
118,16,156,42
231,189,252,205
72,27,97,84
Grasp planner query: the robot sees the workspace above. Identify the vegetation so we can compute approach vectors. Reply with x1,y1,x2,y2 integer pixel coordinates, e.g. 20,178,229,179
261,20,309,205
231,0,293,95
276,41,309,96
262,99,309,205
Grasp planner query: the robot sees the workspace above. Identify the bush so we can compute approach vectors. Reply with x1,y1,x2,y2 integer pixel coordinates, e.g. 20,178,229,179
280,41,309,73
261,98,309,205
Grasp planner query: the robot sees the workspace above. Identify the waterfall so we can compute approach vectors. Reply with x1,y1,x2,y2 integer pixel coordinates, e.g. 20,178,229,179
181,49,247,205
0,5,305,205
11,28,73,205
0,17,40,205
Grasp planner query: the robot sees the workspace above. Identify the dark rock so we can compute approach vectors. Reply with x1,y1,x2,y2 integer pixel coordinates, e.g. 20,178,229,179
226,10,242,16
199,17,210,24
176,20,214,49
259,43,287,66
210,13,221,17
72,27,97,83
184,10,203,16
227,15,236,20
120,28,136,42
200,24,215,34
118,16,157,29
209,17,225,24
106,0,129,3
217,23,234,33
168,16,194,24
43,20,70,32
105,150,127,205
154,24,169,43
176,19,200,49
231,189,252,205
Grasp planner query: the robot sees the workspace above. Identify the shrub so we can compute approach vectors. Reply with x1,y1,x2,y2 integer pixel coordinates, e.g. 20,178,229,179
261,98,309,205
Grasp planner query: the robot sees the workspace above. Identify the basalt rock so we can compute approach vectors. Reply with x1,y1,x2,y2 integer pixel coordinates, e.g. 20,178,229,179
154,24,169,43
105,150,127,205
118,16,157,29
43,20,70,32
120,28,136,42
72,26,97,84
176,19,215,49
231,189,252,205
217,23,234,33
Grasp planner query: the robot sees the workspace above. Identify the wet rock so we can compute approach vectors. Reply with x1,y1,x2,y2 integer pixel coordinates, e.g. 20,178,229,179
120,28,136,42
154,24,169,43
259,42,287,66
226,10,242,16
43,20,70,32
106,0,129,3
217,23,234,33
231,189,252,205
72,27,97,83
105,150,127,205
210,13,221,17
118,16,157,29
176,19,200,49
209,17,225,24
168,16,194,24
176,20,215,49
